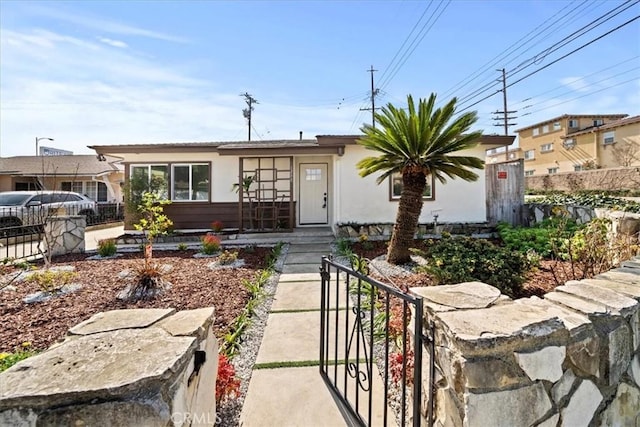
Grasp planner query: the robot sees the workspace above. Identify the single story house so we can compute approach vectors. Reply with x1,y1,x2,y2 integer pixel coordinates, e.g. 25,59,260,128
88,134,514,232
0,155,124,203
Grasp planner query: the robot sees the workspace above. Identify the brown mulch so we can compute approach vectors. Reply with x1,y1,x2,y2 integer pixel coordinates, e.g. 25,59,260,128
0,248,272,353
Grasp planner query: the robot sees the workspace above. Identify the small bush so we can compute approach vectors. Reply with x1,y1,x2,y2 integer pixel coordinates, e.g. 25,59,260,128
413,237,530,298
335,238,352,256
97,239,117,257
201,234,221,255
127,261,167,301
218,250,239,265
177,242,188,251
211,220,224,233
25,269,77,293
0,343,35,372
216,354,241,404
358,233,373,250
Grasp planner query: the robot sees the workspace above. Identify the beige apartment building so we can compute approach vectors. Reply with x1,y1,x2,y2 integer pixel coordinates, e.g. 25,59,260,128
505,114,640,176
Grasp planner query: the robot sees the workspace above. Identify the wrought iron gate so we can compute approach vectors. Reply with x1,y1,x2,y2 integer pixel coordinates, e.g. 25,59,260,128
319,256,434,426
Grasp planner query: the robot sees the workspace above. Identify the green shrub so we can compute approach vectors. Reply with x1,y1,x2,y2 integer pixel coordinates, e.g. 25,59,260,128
335,238,353,256
533,192,640,213
413,237,530,298
218,250,239,265
177,242,188,251
0,343,36,372
25,270,77,293
201,234,221,255
97,239,117,257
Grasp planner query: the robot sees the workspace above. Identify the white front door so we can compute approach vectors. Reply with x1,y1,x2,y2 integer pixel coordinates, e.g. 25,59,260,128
299,163,328,225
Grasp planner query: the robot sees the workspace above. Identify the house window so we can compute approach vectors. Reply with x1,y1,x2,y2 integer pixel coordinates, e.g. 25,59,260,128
532,128,539,136
171,164,210,201
563,138,576,149
542,125,549,133
524,149,535,160
130,165,169,198
548,167,559,174
593,119,604,126
553,122,561,131
61,181,108,202
603,131,615,145
574,165,583,172
540,143,554,153
390,172,434,200
524,170,535,177
15,182,39,191
568,119,579,128
508,152,516,160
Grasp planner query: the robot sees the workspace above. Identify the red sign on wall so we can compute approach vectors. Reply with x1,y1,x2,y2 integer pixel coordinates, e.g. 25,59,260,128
497,171,507,179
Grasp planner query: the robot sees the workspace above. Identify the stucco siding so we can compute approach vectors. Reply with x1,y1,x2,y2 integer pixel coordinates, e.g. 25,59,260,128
335,145,489,224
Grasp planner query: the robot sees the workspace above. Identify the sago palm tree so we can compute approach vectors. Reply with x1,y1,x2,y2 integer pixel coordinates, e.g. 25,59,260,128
357,93,484,264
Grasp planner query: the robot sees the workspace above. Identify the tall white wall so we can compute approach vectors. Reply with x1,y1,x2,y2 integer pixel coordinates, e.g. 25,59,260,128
335,145,489,224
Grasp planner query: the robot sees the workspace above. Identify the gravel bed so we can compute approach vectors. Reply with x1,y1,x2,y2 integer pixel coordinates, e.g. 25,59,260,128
216,244,289,426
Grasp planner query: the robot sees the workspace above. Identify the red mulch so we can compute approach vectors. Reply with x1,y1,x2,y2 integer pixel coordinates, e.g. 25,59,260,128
0,248,271,353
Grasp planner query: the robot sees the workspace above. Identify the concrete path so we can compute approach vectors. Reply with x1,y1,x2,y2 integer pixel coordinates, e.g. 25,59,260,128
239,238,352,427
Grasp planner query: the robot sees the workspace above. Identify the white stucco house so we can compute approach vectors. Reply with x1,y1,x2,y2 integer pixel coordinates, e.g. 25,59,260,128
89,134,514,232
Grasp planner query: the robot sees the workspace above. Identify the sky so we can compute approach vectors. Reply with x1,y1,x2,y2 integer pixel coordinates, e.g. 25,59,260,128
1,0,639,157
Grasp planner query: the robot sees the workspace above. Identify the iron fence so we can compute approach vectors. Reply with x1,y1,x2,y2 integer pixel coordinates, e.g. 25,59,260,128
320,256,433,427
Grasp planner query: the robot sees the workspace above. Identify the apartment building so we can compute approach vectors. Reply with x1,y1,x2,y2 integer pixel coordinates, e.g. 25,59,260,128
514,114,637,176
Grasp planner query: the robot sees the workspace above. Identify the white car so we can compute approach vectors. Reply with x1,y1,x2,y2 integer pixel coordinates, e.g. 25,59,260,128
0,191,98,232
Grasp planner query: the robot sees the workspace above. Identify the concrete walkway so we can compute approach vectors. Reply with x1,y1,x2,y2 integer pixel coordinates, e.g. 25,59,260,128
239,234,353,427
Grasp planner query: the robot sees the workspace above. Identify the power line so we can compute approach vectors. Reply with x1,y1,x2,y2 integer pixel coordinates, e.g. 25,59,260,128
240,92,258,141
457,14,640,113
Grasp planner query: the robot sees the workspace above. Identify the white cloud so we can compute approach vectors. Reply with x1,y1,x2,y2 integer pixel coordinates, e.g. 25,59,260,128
98,37,128,49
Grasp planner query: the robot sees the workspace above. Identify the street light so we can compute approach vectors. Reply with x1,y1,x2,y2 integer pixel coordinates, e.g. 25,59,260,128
35,137,54,156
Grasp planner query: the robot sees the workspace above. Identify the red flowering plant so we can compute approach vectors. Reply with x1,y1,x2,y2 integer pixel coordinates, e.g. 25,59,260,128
201,234,221,255
216,354,241,404
389,348,415,386
211,221,224,233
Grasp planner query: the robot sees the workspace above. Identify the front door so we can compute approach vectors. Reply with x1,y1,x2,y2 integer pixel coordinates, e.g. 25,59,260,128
299,163,328,225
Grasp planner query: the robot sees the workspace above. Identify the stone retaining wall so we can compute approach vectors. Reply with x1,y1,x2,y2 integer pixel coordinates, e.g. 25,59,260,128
525,167,640,193
335,222,495,239
44,215,86,257
0,307,218,426
411,259,640,426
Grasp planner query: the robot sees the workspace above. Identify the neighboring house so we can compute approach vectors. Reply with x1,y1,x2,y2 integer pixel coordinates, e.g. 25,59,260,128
486,147,522,164
515,114,633,176
89,134,514,231
0,155,124,203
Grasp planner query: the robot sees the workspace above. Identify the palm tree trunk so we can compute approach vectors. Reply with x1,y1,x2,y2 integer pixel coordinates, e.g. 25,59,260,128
387,171,426,264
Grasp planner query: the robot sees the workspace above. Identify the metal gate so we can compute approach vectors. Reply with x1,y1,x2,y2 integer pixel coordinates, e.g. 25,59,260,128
320,256,434,426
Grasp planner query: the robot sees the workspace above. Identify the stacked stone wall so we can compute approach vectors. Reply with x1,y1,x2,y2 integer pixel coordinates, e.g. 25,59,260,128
525,166,640,193
0,307,218,426
335,222,494,239
412,260,640,426
43,215,86,257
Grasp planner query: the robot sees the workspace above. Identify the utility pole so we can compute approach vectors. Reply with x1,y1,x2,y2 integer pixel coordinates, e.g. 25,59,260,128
492,68,517,160
240,92,258,141
360,66,380,128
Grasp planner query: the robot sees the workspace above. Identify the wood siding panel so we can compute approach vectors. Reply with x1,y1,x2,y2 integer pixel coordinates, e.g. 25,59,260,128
486,160,525,226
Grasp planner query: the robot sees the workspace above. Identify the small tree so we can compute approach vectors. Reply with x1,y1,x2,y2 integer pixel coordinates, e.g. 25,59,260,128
126,192,173,300
134,191,173,266
233,175,256,230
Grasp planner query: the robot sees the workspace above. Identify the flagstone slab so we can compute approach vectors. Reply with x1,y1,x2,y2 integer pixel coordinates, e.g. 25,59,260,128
285,252,326,265
282,263,322,274
287,243,333,254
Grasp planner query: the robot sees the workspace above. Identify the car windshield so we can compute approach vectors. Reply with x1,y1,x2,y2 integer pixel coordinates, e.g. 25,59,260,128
0,194,32,206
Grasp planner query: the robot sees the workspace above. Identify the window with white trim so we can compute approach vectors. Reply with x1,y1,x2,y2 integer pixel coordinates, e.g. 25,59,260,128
568,119,579,128
563,138,576,149
171,164,210,201
390,172,434,200
593,119,604,126
130,165,169,199
548,167,559,174
542,125,549,133
524,149,535,160
553,122,561,131
524,170,535,177
574,165,583,172
540,143,554,153
61,181,108,202
603,131,615,145
532,128,539,136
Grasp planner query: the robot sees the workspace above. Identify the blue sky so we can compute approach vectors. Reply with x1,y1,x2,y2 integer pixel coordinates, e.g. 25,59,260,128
1,0,638,157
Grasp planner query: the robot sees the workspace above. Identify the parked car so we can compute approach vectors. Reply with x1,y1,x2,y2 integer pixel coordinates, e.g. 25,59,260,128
0,191,98,233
